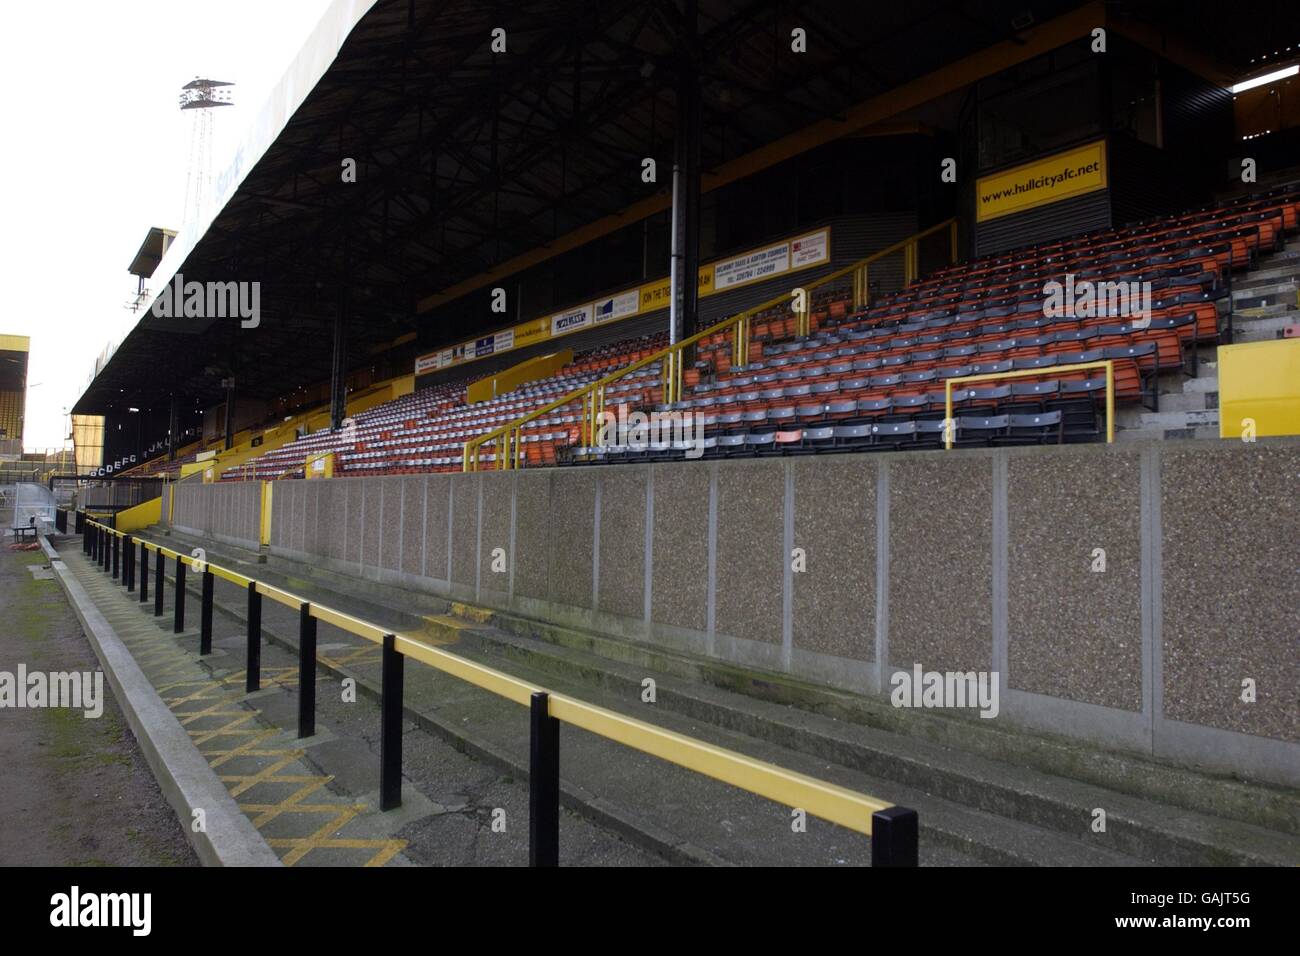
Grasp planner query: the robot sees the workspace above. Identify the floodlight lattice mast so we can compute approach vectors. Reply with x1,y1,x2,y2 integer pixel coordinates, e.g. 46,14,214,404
179,78,234,228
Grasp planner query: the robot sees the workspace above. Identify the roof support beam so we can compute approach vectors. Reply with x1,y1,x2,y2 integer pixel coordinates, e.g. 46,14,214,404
417,0,1105,312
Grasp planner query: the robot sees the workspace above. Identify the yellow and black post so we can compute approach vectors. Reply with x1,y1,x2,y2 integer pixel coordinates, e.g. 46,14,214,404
139,544,149,605
112,532,119,579
153,550,164,617
199,569,214,655
529,691,560,866
297,602,317,738
245,582,261,693
379,633,404,811
173,555,186,634
870,806,919,867
124,535,134,591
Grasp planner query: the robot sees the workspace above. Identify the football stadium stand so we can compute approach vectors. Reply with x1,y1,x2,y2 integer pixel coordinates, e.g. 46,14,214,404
50,0,1300,869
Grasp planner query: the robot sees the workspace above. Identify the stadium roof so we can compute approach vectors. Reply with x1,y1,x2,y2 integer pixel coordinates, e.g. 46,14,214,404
74,0,1275,416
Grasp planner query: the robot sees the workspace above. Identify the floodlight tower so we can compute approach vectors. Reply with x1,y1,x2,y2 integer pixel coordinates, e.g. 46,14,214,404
179,78,234,227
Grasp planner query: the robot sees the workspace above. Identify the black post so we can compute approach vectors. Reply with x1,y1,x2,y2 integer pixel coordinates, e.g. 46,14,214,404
82,524,89,554
871,806,919,867
379,634,405,811
245,582,261,693
154,549,164,616
75,510,84,535
87,525,94,558
173,556,186,633
112,533,119,579
100,529,108,569
297,603,317,738
139,545,149,604
124,535,134,591
529,691,560,867
199,570,214,655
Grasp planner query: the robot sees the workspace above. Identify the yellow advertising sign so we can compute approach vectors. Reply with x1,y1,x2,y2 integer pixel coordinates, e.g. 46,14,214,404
512,317,551,349
976,140,1107,223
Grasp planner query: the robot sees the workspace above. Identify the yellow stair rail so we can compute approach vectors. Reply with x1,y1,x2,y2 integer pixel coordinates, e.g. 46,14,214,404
464,218,958,471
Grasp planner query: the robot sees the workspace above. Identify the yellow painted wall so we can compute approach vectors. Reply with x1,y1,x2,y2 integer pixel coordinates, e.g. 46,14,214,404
115,496,162,532
1218,338,1300,439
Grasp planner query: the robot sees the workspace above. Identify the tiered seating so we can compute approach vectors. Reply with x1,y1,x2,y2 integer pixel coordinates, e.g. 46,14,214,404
222,334,668,479
222,187,1298,475
572,189,1298,461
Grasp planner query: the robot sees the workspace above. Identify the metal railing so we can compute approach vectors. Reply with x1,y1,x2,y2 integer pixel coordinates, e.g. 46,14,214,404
464,219,958,471
80,516,919,867
942,360,1115,449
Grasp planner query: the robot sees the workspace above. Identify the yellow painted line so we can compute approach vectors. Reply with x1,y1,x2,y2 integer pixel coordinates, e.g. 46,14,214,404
309,604,386,644
546,694,891,835
393,634,538,706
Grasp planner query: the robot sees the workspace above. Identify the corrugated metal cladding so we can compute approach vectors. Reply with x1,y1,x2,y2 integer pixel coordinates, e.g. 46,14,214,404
974,188,1112,258
415,212,919,390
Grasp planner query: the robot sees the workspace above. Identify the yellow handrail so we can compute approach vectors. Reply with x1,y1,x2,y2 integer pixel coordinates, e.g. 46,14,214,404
942,360,1115,449
464,218,958,471
86,519,896,837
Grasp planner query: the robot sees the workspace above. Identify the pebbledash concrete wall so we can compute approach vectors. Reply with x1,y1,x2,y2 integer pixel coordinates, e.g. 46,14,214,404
171,480,261,551
169,438,1300,786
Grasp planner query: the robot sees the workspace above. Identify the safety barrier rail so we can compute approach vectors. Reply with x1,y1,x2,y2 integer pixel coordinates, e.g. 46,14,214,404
80,517,918,866
942,359,1115,449
464,218,958,471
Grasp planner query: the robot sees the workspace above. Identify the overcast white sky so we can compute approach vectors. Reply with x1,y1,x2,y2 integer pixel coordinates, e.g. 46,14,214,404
0,0,334,450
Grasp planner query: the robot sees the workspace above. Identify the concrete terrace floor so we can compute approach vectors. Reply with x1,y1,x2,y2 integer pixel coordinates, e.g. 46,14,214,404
52,536,658,867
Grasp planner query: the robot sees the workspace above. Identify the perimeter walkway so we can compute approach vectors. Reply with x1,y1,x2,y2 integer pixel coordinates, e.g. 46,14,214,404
55,537,655,866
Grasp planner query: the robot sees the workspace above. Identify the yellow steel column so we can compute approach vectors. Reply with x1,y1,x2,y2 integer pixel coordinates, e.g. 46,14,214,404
1105,361,1115,444
944,382,954,450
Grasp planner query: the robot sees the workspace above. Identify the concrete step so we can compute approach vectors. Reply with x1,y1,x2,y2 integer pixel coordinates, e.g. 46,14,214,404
1232,301,1298,319
1148,391,1209,413
439,618,1300,866
1136,408,1219,430
1233,258,1300,288
1183,376,1219,395
152,528,1300,867
1230,312,1297,342
1115,425,1220,442
1231,281,1298,309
